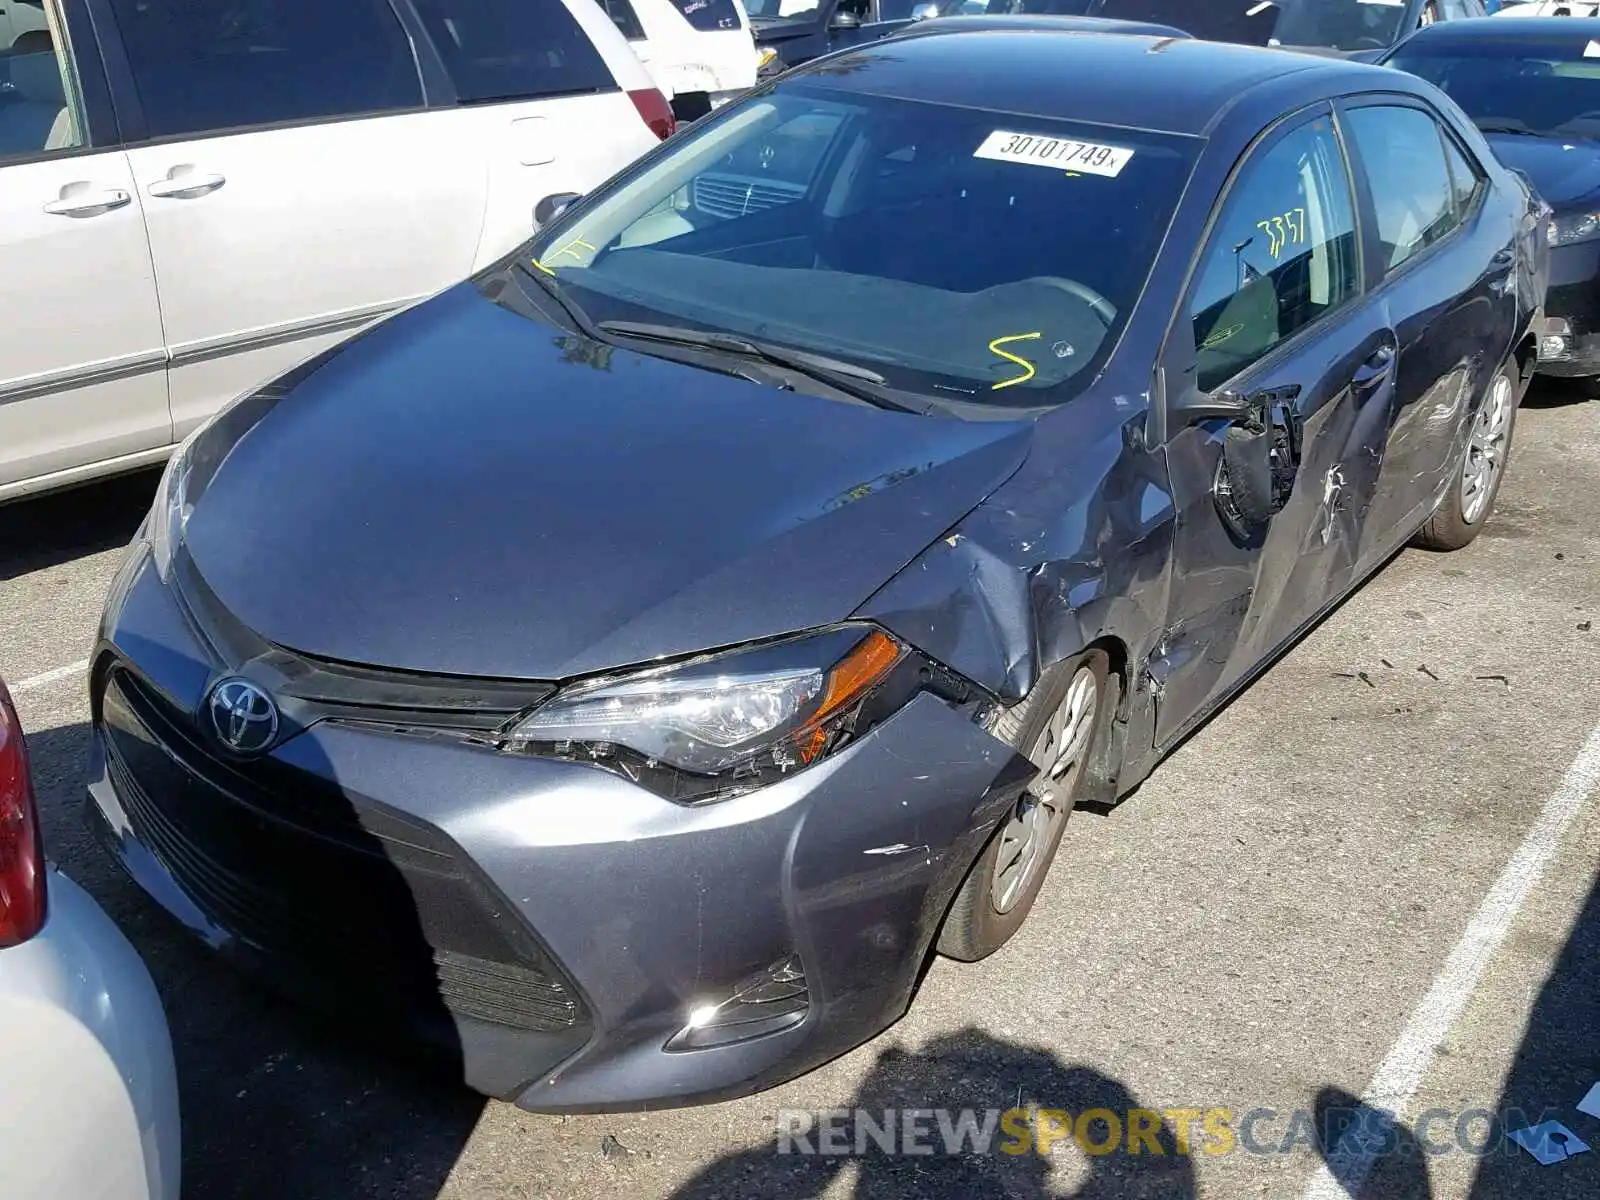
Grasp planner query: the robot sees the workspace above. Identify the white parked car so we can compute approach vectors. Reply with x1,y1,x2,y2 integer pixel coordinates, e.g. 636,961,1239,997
0,0,673,503
0,676,180,1200
596,0,760,119
0,0,49,50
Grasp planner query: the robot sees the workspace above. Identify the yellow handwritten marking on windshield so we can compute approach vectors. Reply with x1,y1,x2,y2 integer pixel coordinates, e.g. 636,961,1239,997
1255,207,1307,259
989,331,1042,391
530,235,597,276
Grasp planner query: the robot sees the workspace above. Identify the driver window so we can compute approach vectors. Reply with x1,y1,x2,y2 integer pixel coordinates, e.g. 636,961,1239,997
1188,116,1360,392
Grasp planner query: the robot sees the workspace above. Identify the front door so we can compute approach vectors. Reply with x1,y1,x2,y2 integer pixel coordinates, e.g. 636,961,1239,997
1155,107,1395,748
0,3,169,494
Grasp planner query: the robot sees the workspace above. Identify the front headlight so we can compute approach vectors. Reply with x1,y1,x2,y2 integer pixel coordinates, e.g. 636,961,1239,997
1548,210,1600,247
505,626,931,803
148,427,203,582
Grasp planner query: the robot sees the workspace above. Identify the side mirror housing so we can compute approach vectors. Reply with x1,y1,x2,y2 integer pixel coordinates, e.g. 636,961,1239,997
830,10,863,30
1178,388,1256,426
534,191,581,229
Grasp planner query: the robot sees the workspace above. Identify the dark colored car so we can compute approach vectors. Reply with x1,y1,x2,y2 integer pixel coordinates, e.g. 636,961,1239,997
752,0,1492,68
748,0,1183,70
88,31,1545,1112
1384,17,1600,383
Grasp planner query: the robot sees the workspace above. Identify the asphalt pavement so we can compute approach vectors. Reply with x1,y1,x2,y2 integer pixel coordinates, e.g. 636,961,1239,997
1,382,1597,1200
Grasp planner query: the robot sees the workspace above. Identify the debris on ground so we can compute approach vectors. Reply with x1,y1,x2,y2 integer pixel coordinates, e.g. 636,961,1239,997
1417,664,1439,681
1475,674,1510,688
1580,621,1593,632
600,1134,635,1161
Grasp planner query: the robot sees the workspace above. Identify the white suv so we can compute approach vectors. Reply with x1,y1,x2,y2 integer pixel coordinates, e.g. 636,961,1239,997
0,0,672,502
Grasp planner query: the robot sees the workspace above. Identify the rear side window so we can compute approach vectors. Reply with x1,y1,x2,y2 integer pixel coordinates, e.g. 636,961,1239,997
1188,115,1361,392
1441,131,1483,216
597,0,646,40
1343,105,1459,274
107,0,423,140
670,0,743,31
411,0,615,102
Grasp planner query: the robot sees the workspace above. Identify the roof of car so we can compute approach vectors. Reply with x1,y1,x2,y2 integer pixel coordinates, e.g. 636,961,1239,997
1394,13,1600,51
789,29,1381,137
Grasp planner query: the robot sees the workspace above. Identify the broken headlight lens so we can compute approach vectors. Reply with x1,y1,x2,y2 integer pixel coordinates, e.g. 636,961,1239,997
504,626,909,802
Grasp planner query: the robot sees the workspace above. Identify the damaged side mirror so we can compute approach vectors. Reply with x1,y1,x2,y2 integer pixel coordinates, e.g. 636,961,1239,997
1203,388,1304,531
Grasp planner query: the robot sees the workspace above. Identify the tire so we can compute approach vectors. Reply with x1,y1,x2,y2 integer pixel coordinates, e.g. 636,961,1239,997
1413,359,1518,551
936,650,1109,962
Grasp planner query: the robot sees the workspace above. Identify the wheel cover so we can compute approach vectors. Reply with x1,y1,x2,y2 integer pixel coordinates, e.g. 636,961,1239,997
1460,374,1513,525
989,667,1098,915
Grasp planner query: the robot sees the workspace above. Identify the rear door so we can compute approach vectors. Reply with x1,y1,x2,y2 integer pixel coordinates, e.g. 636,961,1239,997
0,0,170,496
1336,98,1518,560
1155,106,1396,747
106,0,487,440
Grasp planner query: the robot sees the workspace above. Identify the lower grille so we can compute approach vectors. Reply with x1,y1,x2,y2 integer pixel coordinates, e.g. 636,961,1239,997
1547,280,1600,331
102,668,589,1037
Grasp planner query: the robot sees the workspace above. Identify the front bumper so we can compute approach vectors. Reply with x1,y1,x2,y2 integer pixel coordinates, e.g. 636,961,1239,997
1534,241,1600,377
86,543,1023,1111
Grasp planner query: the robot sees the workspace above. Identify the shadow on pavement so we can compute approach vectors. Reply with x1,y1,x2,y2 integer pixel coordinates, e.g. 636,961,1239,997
25,719,486,1200
1520,377,1595,410
666,1028,1198,1199
1311,1086,1434,1200
1468,870,1600,1198
0,468,160,580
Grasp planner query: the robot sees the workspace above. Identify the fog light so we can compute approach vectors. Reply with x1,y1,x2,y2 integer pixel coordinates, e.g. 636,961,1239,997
666,954,808,1052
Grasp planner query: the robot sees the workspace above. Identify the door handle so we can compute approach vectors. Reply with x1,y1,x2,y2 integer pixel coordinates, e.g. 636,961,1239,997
42,188,132,217
1352,342,1396,390
147,170,226,199
1491,247,1514,267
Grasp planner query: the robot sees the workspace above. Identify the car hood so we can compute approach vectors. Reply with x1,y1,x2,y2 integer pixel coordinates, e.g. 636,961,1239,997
183,281,1034,681
1485,133,1600,209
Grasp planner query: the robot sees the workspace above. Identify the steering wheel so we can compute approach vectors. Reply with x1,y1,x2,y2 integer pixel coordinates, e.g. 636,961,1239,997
1031,276,1118,328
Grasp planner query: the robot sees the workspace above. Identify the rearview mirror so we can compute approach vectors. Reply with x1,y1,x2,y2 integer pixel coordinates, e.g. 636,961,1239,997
910,2,938,18
830,10,863,29
534,191,581,229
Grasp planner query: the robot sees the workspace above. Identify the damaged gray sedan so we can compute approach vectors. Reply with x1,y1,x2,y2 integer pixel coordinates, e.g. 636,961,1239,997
87,30,1546,1111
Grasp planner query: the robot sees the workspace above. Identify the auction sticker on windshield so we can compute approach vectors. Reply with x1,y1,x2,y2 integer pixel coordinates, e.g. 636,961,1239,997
973,130,1134,178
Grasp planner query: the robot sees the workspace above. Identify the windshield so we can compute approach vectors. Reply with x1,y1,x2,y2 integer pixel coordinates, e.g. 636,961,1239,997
524,81,1197,409
922,0,1419,52
1388,48,1600,140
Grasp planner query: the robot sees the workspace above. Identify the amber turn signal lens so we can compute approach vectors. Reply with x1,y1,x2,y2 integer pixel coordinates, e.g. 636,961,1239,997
792,630,902,762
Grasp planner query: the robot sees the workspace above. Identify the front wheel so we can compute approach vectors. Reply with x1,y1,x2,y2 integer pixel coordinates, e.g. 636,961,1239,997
936,651,1108,962
1413,360,1518,551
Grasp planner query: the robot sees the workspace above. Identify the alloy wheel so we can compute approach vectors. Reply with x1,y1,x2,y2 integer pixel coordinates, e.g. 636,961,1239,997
1460,373,1514,525
989,666,1098,914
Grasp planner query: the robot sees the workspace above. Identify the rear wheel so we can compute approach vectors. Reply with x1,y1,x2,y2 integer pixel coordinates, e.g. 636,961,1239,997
1413,360,1517,551
936,651,1108,962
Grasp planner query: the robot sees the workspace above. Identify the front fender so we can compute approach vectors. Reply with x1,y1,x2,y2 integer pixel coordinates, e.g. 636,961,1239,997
854,404,1173,703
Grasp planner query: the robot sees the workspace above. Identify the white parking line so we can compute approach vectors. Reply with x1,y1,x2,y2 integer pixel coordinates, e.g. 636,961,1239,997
1303,721,1600,1199
10,659,90,695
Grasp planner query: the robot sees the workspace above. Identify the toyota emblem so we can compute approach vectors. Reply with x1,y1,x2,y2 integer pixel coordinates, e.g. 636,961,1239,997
206,677,279,756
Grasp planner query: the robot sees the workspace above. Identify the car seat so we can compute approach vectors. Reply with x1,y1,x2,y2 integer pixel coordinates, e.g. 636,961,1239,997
0,45,72,158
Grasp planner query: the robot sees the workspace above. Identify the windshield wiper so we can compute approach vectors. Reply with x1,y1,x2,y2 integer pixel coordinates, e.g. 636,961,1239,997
513,261,608,342
1476,123,1540,137
595,320,938,415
